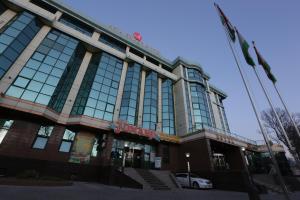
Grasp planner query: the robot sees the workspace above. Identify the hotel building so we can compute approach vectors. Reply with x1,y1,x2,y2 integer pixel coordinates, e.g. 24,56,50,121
0,0,287,189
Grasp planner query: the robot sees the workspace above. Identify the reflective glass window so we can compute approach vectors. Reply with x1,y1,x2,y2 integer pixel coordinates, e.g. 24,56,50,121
0,119,14,144
71,52,123,121
187,68,204,83
59,129,76,153
32,126,54,149
59,14,93,37
6,30,84,112
142,71,158,130
0,11,41,79
119,63,141,125
162,79,175,135
189,83,212,128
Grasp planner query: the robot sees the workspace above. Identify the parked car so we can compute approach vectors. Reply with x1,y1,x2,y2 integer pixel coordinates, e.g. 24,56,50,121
175,173,213,189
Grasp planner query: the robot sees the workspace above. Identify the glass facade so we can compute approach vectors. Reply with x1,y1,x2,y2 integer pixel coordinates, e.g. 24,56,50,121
162,79,175,135
0,11,41,79
47,43,86,112
119,63,141,125
99,34,126,53
190,83,212,129
6,30,81,108
0,119,14,144
71,52,123,121
187,68,204,83
142,71,158,130
111,139,156,169
59,14,93,37
185,82,193,132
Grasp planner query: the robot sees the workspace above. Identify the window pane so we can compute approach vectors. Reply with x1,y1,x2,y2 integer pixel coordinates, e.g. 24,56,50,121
32,137,48,149
59,141,72,152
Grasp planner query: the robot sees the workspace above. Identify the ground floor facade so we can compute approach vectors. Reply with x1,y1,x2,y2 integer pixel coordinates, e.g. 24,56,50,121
0,106,290,191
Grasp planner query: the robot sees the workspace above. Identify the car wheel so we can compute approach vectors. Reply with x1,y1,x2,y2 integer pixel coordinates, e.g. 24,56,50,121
193,182,200,189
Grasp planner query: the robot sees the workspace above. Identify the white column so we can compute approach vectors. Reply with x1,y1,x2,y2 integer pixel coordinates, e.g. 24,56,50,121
0,25,51,93
113,61,128,122
172,64,189,135
137,70,146,127
54,10,63,20
0,9,17,30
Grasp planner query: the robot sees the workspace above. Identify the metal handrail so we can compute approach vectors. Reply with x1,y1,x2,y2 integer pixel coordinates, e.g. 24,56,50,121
188,123,258,145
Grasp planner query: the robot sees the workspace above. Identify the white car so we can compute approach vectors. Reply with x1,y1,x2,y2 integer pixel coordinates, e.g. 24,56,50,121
175,173,213,189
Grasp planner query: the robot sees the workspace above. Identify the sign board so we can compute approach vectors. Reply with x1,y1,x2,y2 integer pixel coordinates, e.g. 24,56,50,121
150,152,155,162
133,32,142,41
111,120,160,141
154,157,162,169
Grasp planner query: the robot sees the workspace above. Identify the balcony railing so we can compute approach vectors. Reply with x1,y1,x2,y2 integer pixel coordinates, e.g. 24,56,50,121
188,123,258,145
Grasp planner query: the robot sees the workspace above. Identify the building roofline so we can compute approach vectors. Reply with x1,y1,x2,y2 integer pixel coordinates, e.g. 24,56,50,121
43,0,174,68
209,84,227,98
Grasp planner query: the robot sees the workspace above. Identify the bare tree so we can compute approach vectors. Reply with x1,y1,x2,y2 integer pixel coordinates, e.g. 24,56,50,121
261,108,300,158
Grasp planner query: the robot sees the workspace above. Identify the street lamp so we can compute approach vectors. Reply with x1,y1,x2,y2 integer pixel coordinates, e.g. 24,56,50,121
241,147,261,200
185,152,192,188
122,143,129,173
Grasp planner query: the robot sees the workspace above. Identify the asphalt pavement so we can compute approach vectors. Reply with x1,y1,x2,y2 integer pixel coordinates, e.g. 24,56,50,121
0,182,299,200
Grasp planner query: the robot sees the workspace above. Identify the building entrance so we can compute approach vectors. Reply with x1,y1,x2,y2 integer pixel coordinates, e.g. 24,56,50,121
111,139,156,169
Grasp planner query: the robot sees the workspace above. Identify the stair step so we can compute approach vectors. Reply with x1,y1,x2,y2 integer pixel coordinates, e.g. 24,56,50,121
136,169,171,190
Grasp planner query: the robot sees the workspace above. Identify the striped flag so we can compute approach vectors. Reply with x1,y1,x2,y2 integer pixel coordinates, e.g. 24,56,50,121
214,3,236,42
236,29,255,67
253,42,277,83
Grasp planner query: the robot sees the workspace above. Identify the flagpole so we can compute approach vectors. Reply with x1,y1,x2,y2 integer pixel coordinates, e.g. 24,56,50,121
252,66,300,163
213,5,289,199
273,83,300,139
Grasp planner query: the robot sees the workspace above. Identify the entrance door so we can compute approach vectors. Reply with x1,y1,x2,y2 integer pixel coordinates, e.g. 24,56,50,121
133,149,142,168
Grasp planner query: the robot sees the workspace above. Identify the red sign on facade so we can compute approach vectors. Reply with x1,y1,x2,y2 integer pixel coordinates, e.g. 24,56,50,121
133,32,142,41
112,120,160,141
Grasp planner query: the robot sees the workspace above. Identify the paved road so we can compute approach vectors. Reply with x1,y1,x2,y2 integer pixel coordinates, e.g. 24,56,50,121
0,182,299,200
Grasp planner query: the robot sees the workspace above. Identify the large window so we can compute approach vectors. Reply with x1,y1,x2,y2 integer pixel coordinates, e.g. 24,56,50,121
6,30,81,108
119,63,141,125
32,126,54,149
162,79,175,135
99,33,126,53
142,71,158,130
71,52,123,121
187,68,203,83
0,11,41,79
59,129,76,153
190,83,212,129
0,119,14,144
59,14,93,37
48,43,86,112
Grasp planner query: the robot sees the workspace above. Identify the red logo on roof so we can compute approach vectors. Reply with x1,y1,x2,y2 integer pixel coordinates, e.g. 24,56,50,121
133,32,142,41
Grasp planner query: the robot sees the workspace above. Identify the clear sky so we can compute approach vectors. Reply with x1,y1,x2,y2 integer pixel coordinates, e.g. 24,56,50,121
61,0,300,141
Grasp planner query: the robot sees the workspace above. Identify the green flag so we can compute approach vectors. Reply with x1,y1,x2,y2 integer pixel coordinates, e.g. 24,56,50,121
253,42,277,83
236,30,255,67
214,3,236,42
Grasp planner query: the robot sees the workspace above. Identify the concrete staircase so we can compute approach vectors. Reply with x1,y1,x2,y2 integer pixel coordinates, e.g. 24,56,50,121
124,168,180,190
